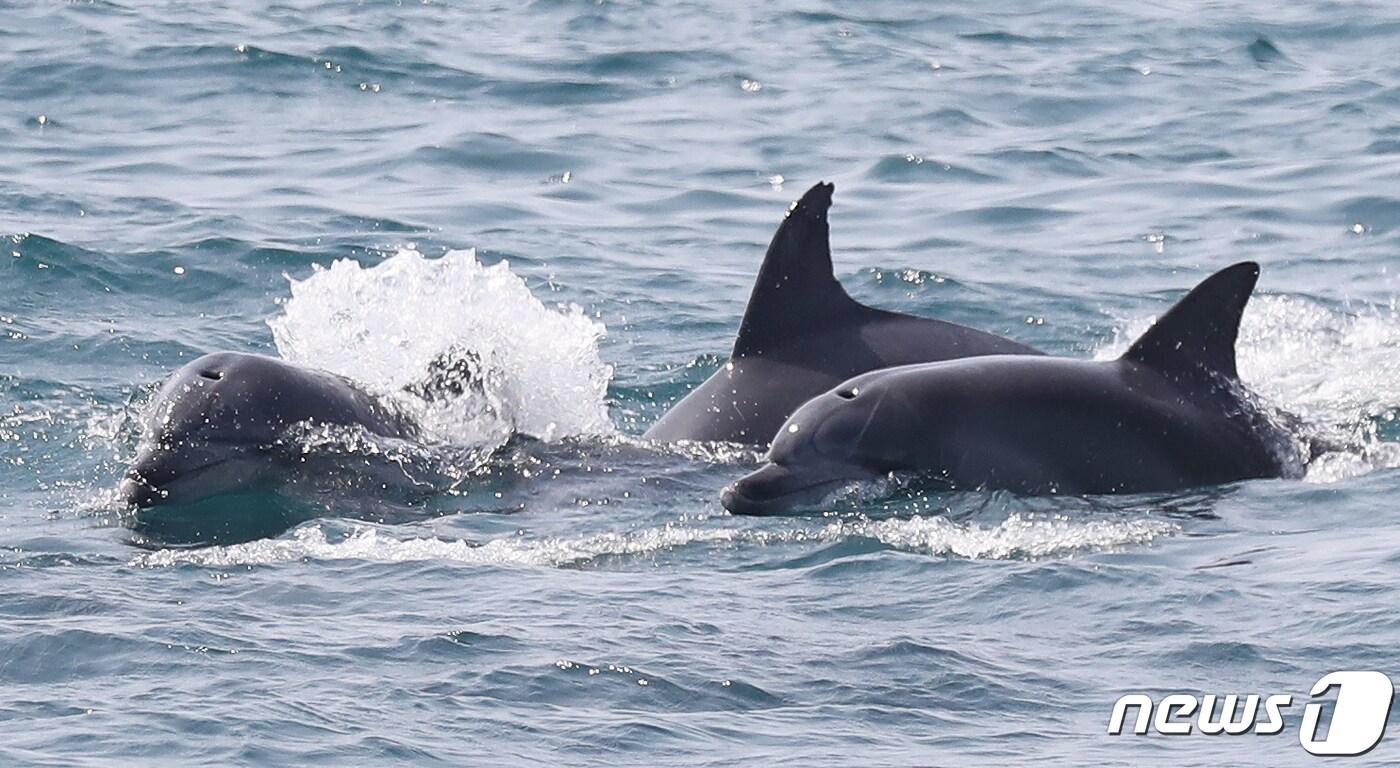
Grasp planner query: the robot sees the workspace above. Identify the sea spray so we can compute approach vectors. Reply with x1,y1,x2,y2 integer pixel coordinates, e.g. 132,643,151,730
268,249,615,452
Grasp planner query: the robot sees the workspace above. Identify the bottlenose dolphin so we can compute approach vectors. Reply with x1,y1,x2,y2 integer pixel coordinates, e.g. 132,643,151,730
121,352,416,507
721,262,1298,514
644,181,1042,445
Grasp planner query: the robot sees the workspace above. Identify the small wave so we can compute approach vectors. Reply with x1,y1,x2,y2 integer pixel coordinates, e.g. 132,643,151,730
409,135,576,176
267,248,614,452
826,512,1176,560
865,154,999,184
1097,293,1400,482
134,510,1171,569
637,436,766,465
132,522,767,569
945,204,1075,228
1246,36,1291,67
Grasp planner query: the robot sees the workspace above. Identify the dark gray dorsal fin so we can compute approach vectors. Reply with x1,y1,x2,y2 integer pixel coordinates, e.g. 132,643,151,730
732,181,862,358
1121,261,1260,383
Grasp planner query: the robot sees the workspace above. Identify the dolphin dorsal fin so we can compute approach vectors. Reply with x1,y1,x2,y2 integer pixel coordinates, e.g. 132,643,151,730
1121,261,1259,384
732,182,861,358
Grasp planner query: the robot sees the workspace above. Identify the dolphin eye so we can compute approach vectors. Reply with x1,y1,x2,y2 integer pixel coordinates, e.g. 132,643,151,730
200,369,223,381
835,386,859,400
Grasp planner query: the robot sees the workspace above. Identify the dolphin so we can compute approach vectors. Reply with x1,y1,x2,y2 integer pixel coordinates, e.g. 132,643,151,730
721,262,1299,514
644,181,1042,445
120,352,416,507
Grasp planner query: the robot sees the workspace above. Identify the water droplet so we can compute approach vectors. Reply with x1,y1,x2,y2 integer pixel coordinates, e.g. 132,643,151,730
1352,223,1367,235
768,174,784,190
787,423,800,434
36,114,48,126
173,266,186,275
234,43,247,53
741,79,762,93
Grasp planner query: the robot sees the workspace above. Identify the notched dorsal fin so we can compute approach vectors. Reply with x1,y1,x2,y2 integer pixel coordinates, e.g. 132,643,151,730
733,181,860,358
1121,261,1260,383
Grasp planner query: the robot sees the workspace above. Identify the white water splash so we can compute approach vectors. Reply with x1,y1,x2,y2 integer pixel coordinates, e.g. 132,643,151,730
133,522,765,569
1097,294,1400,483
825,512,1176,560
133,513,1175,569
267,248,614,449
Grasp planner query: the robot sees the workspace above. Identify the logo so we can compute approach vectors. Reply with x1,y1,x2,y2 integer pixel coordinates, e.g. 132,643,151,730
1108,671,1395,756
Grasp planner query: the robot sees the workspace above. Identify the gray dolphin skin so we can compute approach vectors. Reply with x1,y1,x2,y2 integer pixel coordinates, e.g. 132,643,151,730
721,262,1297,514
644,181,1042,445
121,352,414,507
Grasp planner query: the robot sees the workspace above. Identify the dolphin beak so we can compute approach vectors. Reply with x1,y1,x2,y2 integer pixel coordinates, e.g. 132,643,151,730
719,483,761,515
119,471,166,507
721,462,845,516
120,449,176,508
120,441,269,509
120,444,217,508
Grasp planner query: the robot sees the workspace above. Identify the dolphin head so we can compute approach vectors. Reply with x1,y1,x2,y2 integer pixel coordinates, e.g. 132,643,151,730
120,352,401,507
721,376,907,514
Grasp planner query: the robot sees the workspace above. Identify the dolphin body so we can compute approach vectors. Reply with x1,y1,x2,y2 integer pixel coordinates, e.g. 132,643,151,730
721,262,1299,514
644,182,1042,445
121,352,416,507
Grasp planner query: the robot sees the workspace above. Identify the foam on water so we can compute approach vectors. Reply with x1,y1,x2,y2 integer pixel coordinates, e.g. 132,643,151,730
133,521,778,569
826,512,1176,560
267,248,614,450
1097,294,1400,482
133,512,1175,569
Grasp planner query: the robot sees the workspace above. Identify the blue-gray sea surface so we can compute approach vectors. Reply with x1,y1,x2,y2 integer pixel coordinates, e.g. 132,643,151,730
4,1,1400,765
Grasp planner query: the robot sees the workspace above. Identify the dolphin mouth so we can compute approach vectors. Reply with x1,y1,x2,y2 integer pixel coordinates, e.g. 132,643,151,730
120,456,233,508
720,463,853,516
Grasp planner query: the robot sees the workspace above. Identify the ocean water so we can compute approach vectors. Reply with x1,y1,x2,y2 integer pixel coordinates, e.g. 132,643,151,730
4,0,1400,764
